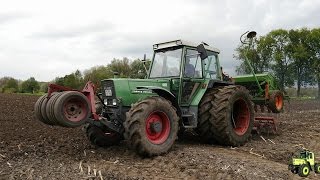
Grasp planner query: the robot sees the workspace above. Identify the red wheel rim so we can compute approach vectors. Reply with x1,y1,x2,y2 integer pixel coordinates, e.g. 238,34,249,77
145,111,170,144
63,98,88,122
232,98,250,135
275,94,283,110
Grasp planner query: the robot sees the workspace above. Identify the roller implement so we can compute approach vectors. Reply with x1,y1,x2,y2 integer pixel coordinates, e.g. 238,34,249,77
34,31,284,156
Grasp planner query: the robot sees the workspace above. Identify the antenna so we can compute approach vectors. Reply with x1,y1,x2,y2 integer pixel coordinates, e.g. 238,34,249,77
240,31,257,45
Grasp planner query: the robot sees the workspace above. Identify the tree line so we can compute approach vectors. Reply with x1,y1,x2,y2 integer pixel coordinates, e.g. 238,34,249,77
0,58,149,94
1,28,319,98
235,28,320,98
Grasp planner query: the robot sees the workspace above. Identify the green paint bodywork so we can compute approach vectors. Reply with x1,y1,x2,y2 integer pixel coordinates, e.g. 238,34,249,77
233,73,287,103
103,43,222,112
111,78,167,106
110,77,211,111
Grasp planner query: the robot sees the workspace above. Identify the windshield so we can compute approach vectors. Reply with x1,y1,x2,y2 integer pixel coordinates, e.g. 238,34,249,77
149,47,182,78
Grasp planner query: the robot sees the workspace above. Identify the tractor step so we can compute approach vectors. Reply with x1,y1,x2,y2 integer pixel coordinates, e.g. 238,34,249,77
253,116,277,134
181,113,197,128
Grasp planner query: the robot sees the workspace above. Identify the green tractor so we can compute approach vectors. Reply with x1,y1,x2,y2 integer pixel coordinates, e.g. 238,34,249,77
35,35,260,156
288,149,320,177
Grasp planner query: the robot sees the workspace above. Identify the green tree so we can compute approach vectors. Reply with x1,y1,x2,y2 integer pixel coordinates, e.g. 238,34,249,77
130,59,150,78
0,77,19,93
40,82,49,93
63,70,84,89
107,58,131,77
234,36,273,74
309,28,320,99
54,70,84,89
21,77,40,93
287,28,313,96
268,29,294,90
54,77,65,86
83,65,113,87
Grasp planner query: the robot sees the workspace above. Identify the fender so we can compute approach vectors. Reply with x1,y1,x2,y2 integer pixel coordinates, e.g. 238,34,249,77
207,79,234,88
136,86,181,116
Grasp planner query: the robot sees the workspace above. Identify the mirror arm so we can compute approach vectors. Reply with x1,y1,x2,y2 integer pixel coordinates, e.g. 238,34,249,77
142,54,148,75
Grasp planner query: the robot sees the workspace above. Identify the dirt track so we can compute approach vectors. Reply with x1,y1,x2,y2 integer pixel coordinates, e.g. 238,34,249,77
0,93,319,179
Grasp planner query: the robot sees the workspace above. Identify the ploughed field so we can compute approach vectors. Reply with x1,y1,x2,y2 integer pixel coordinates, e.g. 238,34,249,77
0,93,319,179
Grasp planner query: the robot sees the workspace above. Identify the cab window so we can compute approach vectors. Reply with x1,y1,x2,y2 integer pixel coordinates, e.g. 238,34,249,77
184,49,202,78
203,52,218,79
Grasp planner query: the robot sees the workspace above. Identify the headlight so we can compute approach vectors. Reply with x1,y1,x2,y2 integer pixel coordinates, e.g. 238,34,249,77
103,99,117,106
105,88,112,96
112,99,117,105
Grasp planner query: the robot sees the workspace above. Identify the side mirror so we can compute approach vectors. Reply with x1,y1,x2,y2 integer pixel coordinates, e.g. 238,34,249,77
196,44,208,60
141,54,148,74
113,72,119,78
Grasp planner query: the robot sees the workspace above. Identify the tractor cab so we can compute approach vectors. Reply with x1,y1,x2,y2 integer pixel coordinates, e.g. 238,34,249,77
148,40,230,127
148,40,226,106
149,40,222,81
294,150,315,164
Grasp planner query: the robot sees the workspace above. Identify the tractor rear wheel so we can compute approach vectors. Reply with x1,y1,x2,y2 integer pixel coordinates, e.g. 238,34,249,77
315,163,320,174
298,164,310,177
197,85,254,146
124,96,179,156
268,90,284,113
86,124,121,147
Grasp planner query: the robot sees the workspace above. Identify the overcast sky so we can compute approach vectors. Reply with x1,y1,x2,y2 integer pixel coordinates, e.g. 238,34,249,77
0,0,319,81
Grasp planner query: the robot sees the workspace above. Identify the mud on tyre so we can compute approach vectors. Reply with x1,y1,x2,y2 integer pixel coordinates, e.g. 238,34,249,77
197,85,254,146
124,96,179,156
86,124,121,147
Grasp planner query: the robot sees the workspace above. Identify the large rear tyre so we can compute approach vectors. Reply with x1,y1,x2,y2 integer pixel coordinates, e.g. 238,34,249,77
124,96,179,156
197,85,254,146
86,124,121,147
268,90,284,113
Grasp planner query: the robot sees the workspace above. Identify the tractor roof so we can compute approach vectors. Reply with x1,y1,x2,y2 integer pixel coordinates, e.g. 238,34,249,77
153,39,220,53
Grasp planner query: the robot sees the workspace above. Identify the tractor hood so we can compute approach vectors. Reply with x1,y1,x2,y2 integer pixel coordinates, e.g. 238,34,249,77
101,78,172,106
291,158,306,165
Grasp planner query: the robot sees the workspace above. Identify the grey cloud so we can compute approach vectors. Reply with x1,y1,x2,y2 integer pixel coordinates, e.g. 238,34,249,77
0,12,29,24
2,0,319,81
31,21,115,39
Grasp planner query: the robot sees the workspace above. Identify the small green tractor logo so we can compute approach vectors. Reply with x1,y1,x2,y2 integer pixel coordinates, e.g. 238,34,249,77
288,149,320,177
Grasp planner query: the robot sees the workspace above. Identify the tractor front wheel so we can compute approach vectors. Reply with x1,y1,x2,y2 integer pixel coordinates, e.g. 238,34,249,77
298,164,310,177
288,164,298,174
124,97,179,156
197,85,254,146
86,124,121,147
315,163,320,174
